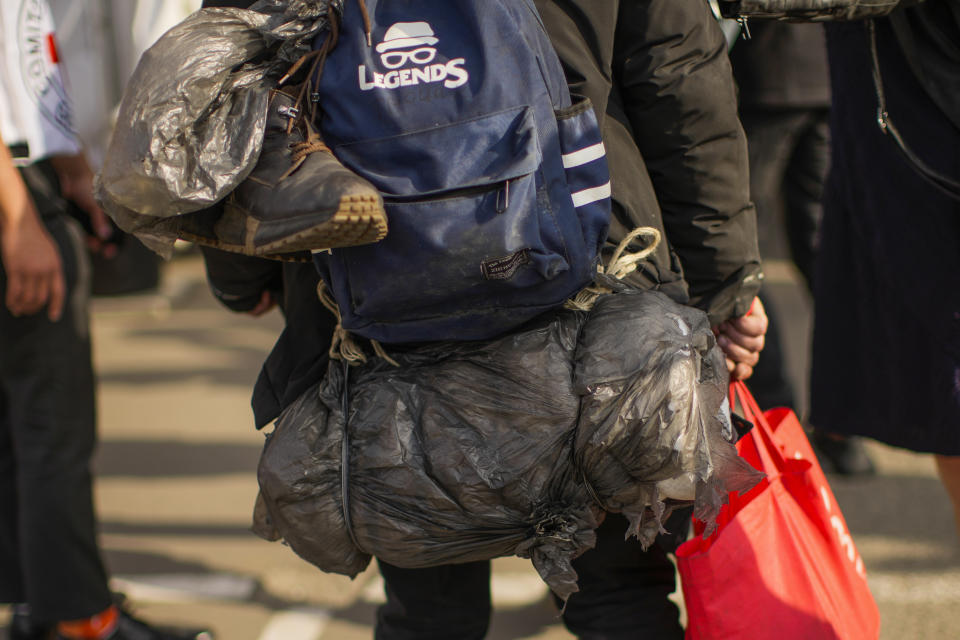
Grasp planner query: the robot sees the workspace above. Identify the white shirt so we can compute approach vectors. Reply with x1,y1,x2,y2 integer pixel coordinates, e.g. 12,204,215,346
0,0,80,165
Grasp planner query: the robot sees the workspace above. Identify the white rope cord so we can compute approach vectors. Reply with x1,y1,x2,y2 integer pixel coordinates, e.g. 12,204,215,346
316,280,400,367
564,226,661,312
370,339,400,366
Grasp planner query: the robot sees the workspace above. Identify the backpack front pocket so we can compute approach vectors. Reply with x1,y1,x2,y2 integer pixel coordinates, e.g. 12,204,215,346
324,106,573,327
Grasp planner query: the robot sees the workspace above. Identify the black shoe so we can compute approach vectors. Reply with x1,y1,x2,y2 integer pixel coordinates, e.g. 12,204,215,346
172,84,387,259
8,605,54,640
49,608,213,640
811,431,876,477
101,608,213,640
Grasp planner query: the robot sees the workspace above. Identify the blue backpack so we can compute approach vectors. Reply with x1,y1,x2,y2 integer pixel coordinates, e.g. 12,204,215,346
312,0,611,343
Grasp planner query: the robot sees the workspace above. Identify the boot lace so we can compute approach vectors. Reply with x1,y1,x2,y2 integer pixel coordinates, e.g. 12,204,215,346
279,123,333,180
276,0,371,177
279,0,371,122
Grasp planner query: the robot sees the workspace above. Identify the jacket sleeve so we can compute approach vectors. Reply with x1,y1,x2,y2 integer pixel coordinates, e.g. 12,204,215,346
199,245,283,313
613,0,763,324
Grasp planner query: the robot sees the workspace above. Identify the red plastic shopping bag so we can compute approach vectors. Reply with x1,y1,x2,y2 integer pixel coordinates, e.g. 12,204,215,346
675,382,880,640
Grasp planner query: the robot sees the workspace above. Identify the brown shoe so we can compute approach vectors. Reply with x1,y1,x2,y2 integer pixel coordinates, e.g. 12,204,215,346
172,85,387,259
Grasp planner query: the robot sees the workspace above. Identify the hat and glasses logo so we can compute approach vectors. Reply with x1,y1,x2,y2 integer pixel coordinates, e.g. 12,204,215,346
359,22,469,91
380,47,436,70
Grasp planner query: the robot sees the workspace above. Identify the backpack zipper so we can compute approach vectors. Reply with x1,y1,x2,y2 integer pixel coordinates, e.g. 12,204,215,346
381,178,517,212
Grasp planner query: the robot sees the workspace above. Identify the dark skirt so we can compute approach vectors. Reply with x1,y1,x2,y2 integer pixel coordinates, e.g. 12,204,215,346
809,19,960,455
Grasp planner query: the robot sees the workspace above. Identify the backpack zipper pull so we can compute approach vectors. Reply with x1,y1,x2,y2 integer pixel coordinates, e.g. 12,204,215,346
496,179,511,213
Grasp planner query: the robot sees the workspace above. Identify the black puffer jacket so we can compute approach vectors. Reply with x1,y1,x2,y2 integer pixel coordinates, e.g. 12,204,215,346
202,0,763,427
533,0,762,324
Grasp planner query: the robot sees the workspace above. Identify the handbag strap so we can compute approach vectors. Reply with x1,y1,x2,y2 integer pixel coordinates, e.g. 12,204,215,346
730,381,788,475
867,20,960,202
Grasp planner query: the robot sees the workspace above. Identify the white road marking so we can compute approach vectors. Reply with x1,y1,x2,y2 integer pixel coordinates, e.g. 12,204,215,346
257,610,330,640
360,572,549,609
491,572,550,608
868,572,960,604
360,576,386,604
110,574,257,603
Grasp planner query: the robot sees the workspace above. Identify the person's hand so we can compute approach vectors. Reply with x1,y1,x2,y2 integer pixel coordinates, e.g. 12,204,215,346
714,296,768,381
50,153,117,258
1,208,65,321
247,289,277,317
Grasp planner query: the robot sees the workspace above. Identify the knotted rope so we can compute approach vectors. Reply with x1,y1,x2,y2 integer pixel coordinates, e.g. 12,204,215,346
317,280,400,367
564,226,661,312
279,123,332,180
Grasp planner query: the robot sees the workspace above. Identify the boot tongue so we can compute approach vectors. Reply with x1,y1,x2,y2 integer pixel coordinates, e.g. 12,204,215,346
280,124,332,181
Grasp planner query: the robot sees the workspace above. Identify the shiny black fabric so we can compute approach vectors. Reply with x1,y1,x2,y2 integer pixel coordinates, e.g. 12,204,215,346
719,0,920,21
533,0,763,325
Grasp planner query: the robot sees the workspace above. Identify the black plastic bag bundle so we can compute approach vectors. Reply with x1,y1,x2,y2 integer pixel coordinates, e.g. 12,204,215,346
254,289,761,599
96,0,338,258
574,291,754,540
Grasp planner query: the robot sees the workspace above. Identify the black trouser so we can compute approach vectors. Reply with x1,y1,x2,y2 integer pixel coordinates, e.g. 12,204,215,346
375,512,687,640
0,162,112,622
748,297,797,411
741,107,829,291
741,108,830,411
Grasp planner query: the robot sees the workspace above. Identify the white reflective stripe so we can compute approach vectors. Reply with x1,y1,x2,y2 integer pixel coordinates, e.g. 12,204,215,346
571,182,612,207
561,142,606,169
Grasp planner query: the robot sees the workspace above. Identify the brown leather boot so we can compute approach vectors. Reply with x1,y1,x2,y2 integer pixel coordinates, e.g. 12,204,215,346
171,84,387,259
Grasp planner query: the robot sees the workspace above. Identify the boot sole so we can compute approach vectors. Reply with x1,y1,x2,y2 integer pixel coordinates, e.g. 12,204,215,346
253,194,388,257
172,225,312,263
171,195,387,261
